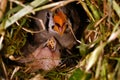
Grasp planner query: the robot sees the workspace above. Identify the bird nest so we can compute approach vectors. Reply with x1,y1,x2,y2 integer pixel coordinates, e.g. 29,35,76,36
0,0,120,80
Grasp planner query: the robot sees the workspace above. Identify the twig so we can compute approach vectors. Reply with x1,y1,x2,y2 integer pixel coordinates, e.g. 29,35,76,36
4,0,50,29
51,0,77,11
0,30,5,50
16,18,45,34
9,0,26,7
34,0,77,12
94,14,108,27
0,0,7,19
27,15,46,31
1,59,8,80
22,27,45,34
10,66,20,80
67,20,82,44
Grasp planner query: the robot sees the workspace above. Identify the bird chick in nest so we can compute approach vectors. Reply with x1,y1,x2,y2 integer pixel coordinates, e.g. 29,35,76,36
17,37,61,72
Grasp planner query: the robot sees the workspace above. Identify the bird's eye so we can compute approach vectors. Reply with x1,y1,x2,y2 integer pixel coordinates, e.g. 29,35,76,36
52,25,54,29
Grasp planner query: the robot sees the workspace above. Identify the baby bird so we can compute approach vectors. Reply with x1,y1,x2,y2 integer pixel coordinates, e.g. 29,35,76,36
18,37,61,72
17,3,81,72
33,3,80,49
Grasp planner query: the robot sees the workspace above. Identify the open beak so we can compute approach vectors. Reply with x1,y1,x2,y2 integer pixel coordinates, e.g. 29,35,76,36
53,9,67,36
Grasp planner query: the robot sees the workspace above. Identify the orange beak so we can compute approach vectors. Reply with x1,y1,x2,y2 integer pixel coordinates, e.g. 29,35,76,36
53,10,67,36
